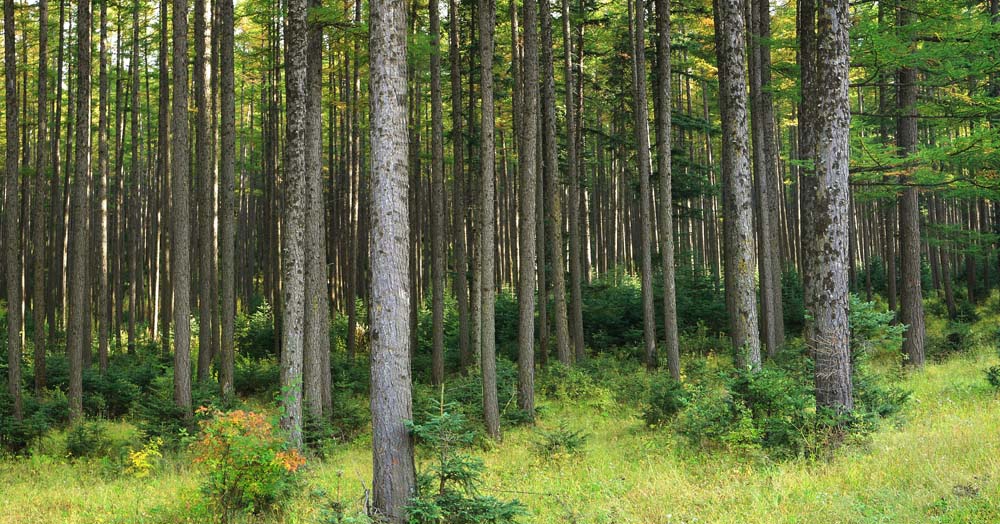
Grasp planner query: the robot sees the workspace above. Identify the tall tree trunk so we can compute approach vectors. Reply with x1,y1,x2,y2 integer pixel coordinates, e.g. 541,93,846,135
67,0,93,419
303,0,330,420
748,0,783,356
156,0,171,359
541,0,571,364
630,0,658,370
369,0,418,518
218,0,235,401
809,0,853,415
715,0,761,368
517,0,539,416
33,0,51,395
4,0,22,421
479,0,501,441
562,0,585,361
654,0,680,380
195,0,215,383
449,0,471,374
429,0,446,387
896,0,925,367
172,0,193,412
96,0,110,373
282,0,308,448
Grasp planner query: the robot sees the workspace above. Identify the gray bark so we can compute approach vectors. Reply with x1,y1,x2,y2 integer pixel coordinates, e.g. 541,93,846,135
715,0,761,368
630,0,658,370
32,0,50,395
219,0,236,400
654,0,680,379
282,0,308,447
369,0,418,518
172,0,192,412
563,0,585,361
430,0,445,386
195,0,214,383
479,0,501,440
810,0,853,414
518,0,539,415
4,0,22,420
896,0,924,367
541,0,571,364
303,0,330,420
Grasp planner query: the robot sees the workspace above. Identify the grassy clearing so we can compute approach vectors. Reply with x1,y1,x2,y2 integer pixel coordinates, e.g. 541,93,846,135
3,319,999,523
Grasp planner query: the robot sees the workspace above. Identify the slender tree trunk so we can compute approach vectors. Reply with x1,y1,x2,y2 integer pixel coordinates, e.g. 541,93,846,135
541,0,571,364
479,0,501,441
218,0,235,400
562,0,585,361
33,0,51,395
195,0,215,383
157,0,172,358
303,0,329,420
654,0,680,380
896,0,924,367
369,0,418,517
715,0,761,368
449,0,471,374
429,0,446,387
810,0,853,414
630,0,658,370
172,0,193,412
517,0,539,416
281,0,308,447
96,0,110,373
4,0,23,420
67,0,93,419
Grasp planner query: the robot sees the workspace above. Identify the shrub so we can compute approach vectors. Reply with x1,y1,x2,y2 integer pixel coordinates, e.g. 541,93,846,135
642,373,688,426
532,422,589,460
986,366,1000,390
192,408,305,519
234,355,280,397
1,389,70,452
125,437,163,478
66,420,113,458
406,401,525,524
235,301,277,359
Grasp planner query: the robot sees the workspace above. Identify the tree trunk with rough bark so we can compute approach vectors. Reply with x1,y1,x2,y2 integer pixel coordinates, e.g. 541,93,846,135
369,0,418,519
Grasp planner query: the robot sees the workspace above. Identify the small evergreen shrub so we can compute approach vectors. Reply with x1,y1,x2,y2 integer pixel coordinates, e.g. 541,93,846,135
532,422,589,460
407,401,525,524
235,301,277,359
192,408,305,519
986,366,1000,390
642,373,688,426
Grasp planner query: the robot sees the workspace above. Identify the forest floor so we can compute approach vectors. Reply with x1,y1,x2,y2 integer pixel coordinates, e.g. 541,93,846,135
3,311,1000,523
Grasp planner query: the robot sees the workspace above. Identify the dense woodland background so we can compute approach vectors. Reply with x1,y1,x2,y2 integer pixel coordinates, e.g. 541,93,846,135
2,0,1000,521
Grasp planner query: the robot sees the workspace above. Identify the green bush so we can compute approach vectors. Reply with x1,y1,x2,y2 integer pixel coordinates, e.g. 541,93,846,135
0,388,71,453
235,301,277,359
66,420,113,458
532,422,589,459
407,401,525,524
193,408,305,519
642,373,688,426
234,355,280,396
986,366,1000,389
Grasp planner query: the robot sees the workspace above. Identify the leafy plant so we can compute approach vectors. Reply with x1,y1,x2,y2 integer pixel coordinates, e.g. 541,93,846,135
192,408,305,521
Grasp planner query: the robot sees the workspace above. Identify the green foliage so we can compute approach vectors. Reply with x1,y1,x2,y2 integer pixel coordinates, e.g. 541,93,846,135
848,295,906,359
642,373,688,426
0,388,71,452
782,268,806,334
407,400,525,524
986,366,1000,390
234,355,280,396
531,422,589,460
235,301,277,359
66,421,113,458
192,408,306,519
413,359,525,427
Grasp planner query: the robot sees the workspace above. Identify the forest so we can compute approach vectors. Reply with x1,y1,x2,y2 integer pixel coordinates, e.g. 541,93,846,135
1,0,1000,520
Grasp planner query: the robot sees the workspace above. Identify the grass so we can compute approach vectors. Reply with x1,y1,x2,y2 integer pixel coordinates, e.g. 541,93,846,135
3,314,1000,523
